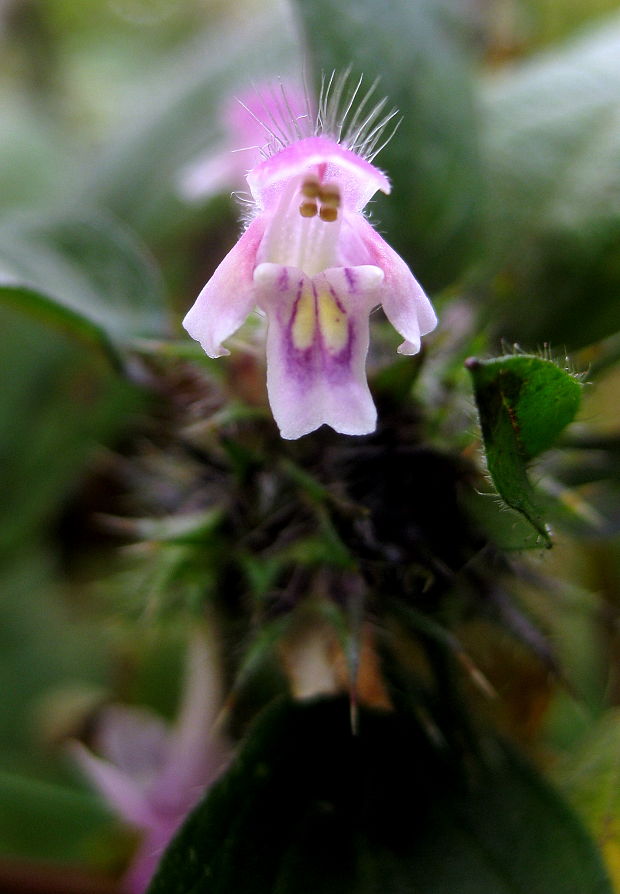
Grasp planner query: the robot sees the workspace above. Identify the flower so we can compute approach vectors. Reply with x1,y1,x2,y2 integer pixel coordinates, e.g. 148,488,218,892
178,82,308,202
69,632,229,893
183,74,437,439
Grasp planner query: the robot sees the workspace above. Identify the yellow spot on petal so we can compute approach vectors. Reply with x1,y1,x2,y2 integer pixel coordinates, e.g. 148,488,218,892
318,288,348,353
291,283,316,350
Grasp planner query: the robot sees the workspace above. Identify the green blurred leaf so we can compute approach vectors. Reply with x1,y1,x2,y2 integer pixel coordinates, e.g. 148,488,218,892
559,709,620,829
0,212,168,356
523,0,620,49
466,354,582,544
0,307,143,557
545,431,620,536
0,96,74,213
0,769,112,862
295,0,483,290
230,618,293,698
83,9,298,240
482,14,620,348
239,553,284,601
149,697,611,894
0,550,109,756
557,709,620,891
280,533,352,569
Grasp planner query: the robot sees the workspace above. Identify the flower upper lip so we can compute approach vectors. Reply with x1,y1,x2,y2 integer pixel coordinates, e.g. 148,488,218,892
247,135,391,213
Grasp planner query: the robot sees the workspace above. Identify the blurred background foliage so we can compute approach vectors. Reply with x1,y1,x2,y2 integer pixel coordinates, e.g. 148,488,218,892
1,0,620,891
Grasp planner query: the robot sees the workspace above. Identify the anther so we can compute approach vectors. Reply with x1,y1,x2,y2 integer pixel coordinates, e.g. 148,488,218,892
301,175,321,199
319,206,338,223
319,184,341,209
299,201,318,218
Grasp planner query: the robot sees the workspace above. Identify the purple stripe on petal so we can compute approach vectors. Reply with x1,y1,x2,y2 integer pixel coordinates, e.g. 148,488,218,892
254,261,384,438
318,282,354,383
277,266,290,292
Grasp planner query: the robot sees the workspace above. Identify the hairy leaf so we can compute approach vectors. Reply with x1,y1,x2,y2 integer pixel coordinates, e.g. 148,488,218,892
466,354,582,544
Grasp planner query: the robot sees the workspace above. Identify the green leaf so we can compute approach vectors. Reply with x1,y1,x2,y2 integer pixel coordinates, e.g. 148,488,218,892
558,709,620,828
0,283,118,360
0,95,74,213
522,0,620,49
481,14,620,347
0,314,144,561
0,550,109,753
466,354,582,544
294,0,483,290
0,212,168,357
149,697,611,894
0,307,143,558
0,770,113,862
556,709,620,890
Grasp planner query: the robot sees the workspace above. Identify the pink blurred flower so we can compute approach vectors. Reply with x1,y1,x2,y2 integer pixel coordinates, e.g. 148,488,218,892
183,74,437,439
70,633,229,893
178,82,309,201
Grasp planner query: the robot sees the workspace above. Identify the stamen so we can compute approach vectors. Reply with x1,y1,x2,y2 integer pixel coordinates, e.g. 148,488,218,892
318,184,340,208
261,173,341,275
301,175,321,199
299,201,318,218
298,178,341,222
319,206,338,223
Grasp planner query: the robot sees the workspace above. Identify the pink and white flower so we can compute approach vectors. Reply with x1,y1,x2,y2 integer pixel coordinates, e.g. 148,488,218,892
69,633,229,893
183,74,437,439
178,82,309,202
